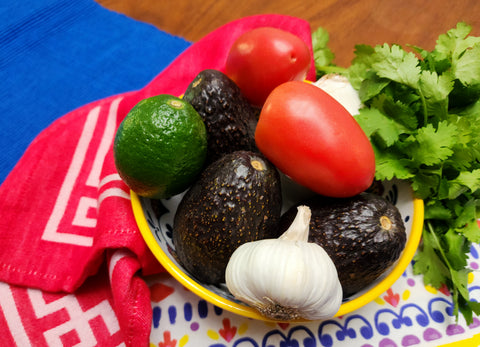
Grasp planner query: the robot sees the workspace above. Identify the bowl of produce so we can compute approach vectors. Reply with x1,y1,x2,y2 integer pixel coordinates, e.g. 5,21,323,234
125,72,424,318
117,27,425,322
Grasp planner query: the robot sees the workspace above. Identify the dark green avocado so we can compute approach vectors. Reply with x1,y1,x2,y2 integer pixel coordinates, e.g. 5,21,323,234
183,69,260,163
173,150,282,284
280,192,406,298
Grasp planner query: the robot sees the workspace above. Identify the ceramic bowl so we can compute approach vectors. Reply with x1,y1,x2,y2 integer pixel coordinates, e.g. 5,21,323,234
132,178,423,321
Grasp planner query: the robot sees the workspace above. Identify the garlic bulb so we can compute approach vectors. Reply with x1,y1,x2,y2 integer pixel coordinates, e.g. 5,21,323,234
225,206,342,321
313,74,362,116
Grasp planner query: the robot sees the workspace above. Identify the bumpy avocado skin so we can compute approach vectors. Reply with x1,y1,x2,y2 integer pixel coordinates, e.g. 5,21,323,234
280,193,406,298
183,69,259,163
173,151,282,284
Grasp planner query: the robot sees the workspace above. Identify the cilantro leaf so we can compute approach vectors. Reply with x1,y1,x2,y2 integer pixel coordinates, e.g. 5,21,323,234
410,170,442,199
448,169,480,199
433,22,480,63
453,43,480,85
419,70,453,120
444,229,469,269
424,200,452,220
372,44,421,89
459,297,480,325
357,75,391,102
311,27,341,78
370,94,419,130
404,122,457,166
419,70,454,102
450,268,473,318
311,27,334,64
459,218,480,244
356,107,408,146
371,147,415,181
348,45,376,89
352,44,376,65
413,226,451,288
454,198,480,243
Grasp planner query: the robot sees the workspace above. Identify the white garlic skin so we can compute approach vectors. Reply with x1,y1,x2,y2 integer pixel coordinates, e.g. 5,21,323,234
225,206,343,321
313,74,362,116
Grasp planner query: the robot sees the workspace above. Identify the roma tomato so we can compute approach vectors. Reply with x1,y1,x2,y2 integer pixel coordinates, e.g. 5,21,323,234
255,81,375,198
225,27,311,107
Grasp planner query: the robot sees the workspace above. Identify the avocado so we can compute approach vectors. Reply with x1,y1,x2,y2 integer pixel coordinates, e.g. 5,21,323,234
183,69,259,163
279,192,406,298
173,150,282,284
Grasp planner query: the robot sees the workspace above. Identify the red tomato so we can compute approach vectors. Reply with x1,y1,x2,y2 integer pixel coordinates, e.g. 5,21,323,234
225,27,311,107
255,81,375,198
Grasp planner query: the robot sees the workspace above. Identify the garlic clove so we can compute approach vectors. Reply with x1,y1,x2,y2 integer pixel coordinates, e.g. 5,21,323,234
278,203,311,242
297,245,344,320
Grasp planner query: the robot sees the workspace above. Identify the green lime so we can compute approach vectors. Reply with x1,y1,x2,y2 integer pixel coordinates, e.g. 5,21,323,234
114,94,207,199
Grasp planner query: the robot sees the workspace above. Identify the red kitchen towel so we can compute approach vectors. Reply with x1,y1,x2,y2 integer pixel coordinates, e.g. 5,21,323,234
0,14,315,346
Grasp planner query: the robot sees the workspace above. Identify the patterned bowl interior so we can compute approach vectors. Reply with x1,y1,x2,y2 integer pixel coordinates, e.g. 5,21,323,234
132,178,424,321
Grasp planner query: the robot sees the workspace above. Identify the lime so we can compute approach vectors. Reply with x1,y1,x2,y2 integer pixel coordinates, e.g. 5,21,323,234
114,94,207,199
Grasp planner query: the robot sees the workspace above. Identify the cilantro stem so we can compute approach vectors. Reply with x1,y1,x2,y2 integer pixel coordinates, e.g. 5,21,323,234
315,65,348,76
418,88,429,127
426,221,449,267
425,220,462,314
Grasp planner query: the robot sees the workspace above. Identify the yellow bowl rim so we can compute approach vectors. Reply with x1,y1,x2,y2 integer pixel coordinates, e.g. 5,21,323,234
132,187,424,322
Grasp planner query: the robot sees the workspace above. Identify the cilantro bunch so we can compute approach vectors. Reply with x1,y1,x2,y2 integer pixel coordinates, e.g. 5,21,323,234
313,23,480,323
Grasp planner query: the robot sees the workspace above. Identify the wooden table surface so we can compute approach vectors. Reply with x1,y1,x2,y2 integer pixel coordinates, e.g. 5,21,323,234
96,0,480,67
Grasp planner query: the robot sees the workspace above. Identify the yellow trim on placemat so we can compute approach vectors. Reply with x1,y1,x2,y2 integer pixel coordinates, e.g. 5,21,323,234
438,332,480,347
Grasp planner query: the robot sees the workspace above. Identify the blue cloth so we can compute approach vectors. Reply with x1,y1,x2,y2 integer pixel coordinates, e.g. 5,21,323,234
0,0,191,183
